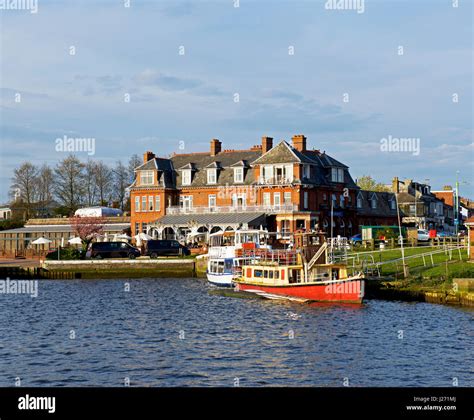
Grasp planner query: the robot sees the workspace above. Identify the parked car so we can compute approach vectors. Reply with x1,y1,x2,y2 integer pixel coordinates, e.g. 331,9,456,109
145,240,190,258
436,231,453,238
417,229,430,241
349,233,362,246
89,242,141,259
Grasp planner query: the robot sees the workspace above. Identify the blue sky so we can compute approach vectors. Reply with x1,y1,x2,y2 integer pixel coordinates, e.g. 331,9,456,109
0,0,472,203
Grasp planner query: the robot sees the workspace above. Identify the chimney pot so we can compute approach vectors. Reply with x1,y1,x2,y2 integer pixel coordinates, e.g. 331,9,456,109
292,134,307,152
210,139,222,156
261,136,273,154
143,151,155,163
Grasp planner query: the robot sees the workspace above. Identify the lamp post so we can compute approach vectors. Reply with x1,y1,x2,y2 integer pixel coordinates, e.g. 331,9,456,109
455,171,460,236
395,192,408,278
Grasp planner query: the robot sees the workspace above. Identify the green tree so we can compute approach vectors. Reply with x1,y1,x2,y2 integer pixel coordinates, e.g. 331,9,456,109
356,175,390,192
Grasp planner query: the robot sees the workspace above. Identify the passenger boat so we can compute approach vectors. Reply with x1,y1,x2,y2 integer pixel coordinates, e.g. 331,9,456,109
206,229,269,287
233,232,364,303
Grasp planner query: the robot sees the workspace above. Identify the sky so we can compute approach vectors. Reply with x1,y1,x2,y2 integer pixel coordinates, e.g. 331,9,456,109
0,0,472,203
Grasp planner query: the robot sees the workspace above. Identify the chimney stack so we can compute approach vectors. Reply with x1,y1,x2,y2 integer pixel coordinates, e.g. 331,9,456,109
143,151,155,163
392,176,400,193
261,136,273,154
210,139,222,156
292,134,307,152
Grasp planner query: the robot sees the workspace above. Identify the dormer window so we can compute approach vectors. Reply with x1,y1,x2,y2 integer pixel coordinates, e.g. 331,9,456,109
390,196,396,210
357,192,363,208
182,169,192,186
370,193,378,209
234,167,244,183
303,165,311,179
207,168,217,184
140,170,154,186
331,167,344,183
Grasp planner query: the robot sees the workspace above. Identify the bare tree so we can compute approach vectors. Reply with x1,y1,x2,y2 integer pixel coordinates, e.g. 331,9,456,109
128,154,141,183
10,162,38,219
94,161,112,206
54,155,85,214
37,164,54,203
113,160,129,210
84,160,99,206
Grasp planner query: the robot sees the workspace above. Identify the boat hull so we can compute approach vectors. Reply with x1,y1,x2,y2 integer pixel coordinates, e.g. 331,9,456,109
206,272,234,287
234,278,364,303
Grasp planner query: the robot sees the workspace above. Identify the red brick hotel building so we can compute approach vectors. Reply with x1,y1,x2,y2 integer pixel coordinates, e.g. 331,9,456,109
129,135,397,239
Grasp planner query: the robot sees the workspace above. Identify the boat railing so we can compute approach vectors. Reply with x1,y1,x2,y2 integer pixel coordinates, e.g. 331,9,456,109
237,248,299,265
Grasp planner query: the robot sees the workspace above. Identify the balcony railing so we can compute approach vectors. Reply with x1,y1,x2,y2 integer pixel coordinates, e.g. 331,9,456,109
166,203,298,215
257,176,294,185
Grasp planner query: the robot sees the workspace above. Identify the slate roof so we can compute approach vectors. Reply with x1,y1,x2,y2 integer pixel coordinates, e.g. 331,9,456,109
131,140,358,190
154,212,267,227
252,141,314,165
356,190,398,217
171,150,261,188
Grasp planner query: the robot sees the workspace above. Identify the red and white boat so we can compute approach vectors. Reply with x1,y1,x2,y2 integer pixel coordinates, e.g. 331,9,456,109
233,232,364,304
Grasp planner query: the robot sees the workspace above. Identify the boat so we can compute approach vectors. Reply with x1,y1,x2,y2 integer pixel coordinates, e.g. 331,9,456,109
206,229,269,287
233,231,365,303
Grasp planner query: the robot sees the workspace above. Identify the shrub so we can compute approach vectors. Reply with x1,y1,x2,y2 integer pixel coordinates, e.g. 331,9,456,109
46,247,82,260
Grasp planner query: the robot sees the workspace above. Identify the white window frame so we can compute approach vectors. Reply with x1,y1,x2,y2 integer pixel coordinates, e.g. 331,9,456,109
274,192,281,207
182,169,192,186
142,196,147,212
135,196,140,212
155,195,161,211
148,196,154,211
208,194,216,209
263,192,271,207
180,195,193,210
284,191,292,204
140,170,154,186
357,193,363,209
234,167,244,183
207,168,217,184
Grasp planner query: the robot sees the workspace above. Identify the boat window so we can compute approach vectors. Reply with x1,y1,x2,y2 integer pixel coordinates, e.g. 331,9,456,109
225,260,233,270
254,269,263,278
263,270,268,278
274,270,279,279
218,261,225,274
269,270,273,279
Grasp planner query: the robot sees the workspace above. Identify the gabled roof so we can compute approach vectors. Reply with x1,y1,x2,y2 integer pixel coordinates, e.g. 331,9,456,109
316,153,348,168
251,141,315,165
179,162,196,170
205,161,222,169
230,160,249,168
135,157,174,172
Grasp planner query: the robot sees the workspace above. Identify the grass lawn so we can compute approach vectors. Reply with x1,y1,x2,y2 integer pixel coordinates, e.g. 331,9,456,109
349,246,470,279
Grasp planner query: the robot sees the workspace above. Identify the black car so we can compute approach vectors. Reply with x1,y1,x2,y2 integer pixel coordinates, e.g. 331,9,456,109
90,242,141,259
145,240,190,258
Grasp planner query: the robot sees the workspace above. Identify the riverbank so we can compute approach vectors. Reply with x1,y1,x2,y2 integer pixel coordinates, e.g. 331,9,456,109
365,269,474,307
0,258,197,279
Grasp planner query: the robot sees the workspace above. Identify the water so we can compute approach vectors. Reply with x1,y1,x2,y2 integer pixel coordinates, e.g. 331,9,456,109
0,278,472,387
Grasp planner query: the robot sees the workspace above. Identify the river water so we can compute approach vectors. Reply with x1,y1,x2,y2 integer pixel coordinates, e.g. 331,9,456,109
0,278,472,387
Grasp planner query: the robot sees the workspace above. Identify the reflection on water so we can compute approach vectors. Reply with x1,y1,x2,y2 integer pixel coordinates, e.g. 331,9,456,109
0,278,472,387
